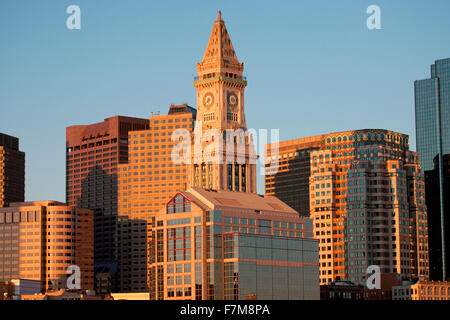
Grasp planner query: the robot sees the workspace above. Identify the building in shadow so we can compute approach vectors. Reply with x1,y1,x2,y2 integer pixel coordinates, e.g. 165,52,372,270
115,215,148,292
0,133,25,208
425,154,450,281
66,116,149,293
265,136,322,217
415,58,450,281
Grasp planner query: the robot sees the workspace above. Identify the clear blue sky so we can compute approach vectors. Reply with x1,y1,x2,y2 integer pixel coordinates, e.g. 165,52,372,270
1,0,449,201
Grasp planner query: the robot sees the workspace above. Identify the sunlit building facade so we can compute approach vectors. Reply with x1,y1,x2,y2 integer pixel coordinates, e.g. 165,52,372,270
115,105,195,293
266,129,429,285
345,151,428,283
393,280,450,300
148,187,319,300
118,104,196,221
188,11,257,193
145,12,319,300
0,201,94,292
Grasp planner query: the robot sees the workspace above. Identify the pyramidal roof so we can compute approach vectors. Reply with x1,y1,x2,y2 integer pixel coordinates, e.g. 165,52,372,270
200,11,241,67
183,187,299,216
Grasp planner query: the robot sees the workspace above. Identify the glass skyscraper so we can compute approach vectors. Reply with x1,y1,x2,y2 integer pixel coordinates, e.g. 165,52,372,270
415,58,450,281
415,58,450,171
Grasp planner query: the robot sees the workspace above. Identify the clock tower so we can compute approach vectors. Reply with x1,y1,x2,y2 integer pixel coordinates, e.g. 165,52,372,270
189,11,257,192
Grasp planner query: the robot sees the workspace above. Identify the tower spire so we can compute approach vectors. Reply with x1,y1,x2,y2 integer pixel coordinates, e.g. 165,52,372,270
216,10,223,22
198,11,242,70
190,13,255,193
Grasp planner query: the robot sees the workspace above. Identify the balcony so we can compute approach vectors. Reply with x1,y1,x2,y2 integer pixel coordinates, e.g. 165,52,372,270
194,75,247,82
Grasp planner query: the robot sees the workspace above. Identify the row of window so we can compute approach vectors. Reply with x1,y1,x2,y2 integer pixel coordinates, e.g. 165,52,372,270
67,138,117,152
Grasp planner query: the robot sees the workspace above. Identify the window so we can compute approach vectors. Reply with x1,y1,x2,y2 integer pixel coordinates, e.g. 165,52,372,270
167,194,191,214
258,220,271,234
167,227,191,262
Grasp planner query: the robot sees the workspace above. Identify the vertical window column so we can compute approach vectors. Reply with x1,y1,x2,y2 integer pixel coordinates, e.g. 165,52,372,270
208,163,213,189
227,164,233,190
241,164,246,192
234,164,239,191
201,164,206,188
194,165,199,187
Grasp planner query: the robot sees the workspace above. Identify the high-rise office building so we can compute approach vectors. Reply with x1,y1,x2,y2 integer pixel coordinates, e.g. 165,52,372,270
344,149,428,283
66,116,149,292
115,105,195,293
115,215,148,293
425,154,450,280
266,129,429,285
415,58,450,171
415,58,450,281
265,136,322,217
0,133,25,208
118,104,196,221
148,187,319,300
0,201,93,292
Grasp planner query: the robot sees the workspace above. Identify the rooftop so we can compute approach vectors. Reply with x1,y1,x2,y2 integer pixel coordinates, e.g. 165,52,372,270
182,187,298,216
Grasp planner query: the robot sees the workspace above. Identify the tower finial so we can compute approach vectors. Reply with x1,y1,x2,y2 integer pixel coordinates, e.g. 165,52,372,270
216,10,223,22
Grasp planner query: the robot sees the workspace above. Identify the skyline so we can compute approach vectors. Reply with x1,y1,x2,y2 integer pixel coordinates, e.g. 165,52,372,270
1,0,450,202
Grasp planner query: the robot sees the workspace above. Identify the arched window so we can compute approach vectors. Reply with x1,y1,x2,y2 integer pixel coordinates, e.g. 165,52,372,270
167,193,191,214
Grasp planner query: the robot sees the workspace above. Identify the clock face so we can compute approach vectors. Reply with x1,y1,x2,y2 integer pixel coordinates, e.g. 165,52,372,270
203,92,214,108
228,92,238,107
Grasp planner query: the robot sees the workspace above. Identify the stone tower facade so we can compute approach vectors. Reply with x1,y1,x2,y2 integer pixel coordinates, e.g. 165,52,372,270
189,11,257,192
